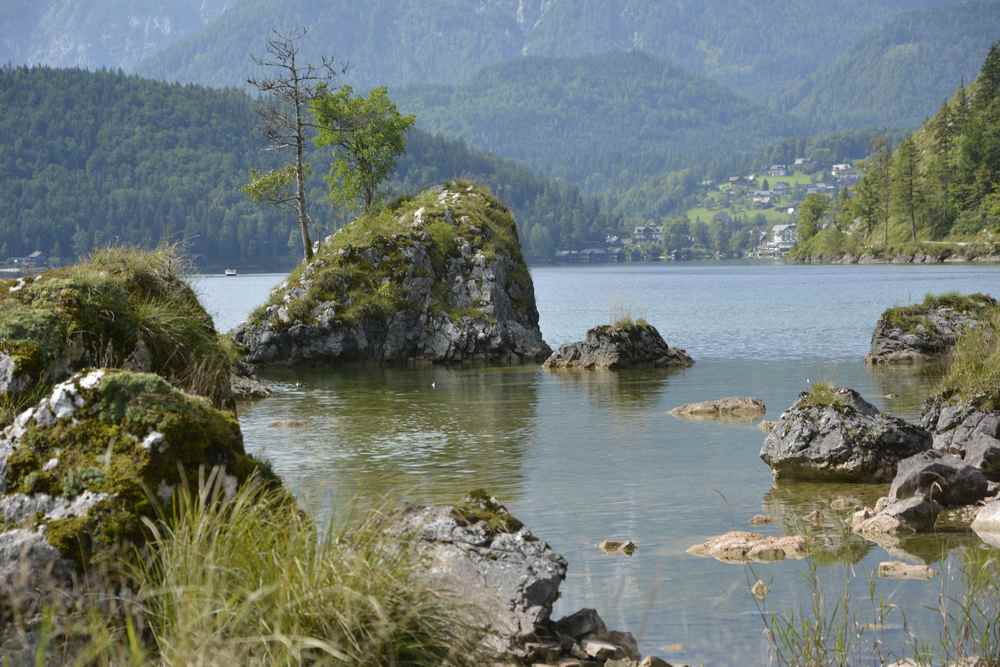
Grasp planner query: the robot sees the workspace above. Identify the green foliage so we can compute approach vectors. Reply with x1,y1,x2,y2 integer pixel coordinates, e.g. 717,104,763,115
451,489,524,536
797,194,831,242
395,51,802,190
0,66,618,266
242,165,299,206
784,1,1000,129
799,383,849,410
313,86,416,211
883,292,997,333
939,310,1000,408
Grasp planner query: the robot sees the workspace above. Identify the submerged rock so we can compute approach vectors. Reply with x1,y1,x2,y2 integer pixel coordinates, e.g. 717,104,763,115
866,293,996,364
0,370,275,614
543,321,692,370
670,396,765,421
851,496,941,536
878,561,935,581
234,182,551,367
888,450,989,507
760,386,931,482
686,531,807,563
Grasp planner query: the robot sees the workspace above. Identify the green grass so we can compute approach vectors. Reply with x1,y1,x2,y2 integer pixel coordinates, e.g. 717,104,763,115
0,245,234,411
799,383,849,410
939,310,1000,408
883,292,997,334
18,469,487,666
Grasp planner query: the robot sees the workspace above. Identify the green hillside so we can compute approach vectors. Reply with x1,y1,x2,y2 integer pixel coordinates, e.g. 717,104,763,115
396,51,804,190
792,43,1000,260
785,0,1000,130
0,66,616,267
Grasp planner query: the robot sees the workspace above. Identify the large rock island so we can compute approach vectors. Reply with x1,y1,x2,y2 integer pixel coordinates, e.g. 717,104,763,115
867,293,996,364
235,182,551,366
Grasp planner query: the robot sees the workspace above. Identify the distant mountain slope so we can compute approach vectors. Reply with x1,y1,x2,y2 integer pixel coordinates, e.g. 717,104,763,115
137,0,938,101
785,0,1000,129
395,51,804,189
0,66,615,266
0,0,233,70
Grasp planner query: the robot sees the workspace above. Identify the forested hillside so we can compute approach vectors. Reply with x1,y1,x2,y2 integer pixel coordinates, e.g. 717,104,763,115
396,51,802,190
138,0,938,103
792,43,1000,259
785,0,1000,129
0,66,616,267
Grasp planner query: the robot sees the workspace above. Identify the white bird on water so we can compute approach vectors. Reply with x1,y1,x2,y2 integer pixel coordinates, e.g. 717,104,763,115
431,381,437,389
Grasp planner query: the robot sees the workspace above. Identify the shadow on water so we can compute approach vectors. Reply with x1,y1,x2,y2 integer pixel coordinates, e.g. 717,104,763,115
241,365,542,519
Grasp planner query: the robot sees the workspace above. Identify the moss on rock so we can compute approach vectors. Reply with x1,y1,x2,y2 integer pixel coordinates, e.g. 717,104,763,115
0,370,277,569
235,181,551,365
0,247,234,419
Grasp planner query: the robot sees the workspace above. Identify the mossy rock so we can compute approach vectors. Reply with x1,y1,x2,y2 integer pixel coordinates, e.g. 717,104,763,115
0,369,277,570
0,247,235,421
235,181,551,366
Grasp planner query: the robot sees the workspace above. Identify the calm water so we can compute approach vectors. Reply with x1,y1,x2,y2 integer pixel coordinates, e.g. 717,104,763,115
194,263,1000,666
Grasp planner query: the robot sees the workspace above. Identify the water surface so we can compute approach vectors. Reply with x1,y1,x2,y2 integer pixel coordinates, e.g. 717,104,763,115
194,262,1000,666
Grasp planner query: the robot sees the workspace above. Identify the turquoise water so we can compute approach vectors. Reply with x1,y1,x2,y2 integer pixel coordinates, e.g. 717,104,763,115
194,262,1000,666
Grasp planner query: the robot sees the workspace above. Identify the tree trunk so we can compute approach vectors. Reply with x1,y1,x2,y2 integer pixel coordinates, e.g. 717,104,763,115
294,93,313,261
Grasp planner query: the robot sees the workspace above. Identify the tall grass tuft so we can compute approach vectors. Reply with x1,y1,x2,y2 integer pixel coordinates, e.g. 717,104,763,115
133,469,486,666
17,469,486,666
939,311,1000,408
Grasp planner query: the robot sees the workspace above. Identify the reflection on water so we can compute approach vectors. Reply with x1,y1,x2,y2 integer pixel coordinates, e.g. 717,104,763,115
195,264,1000,666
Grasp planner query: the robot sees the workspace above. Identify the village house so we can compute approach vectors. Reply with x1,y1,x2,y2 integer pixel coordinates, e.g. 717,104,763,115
632,225,660,243
767,164,789,177
756,223,798,257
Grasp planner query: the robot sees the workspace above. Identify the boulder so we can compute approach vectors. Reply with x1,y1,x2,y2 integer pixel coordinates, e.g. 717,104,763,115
922,397,1000,477
971,500,1000,545
234,183,551,367
0,248,235,409
851,496,941,536
888,450,989,507
669,397,765,421
760,387,931,482
230,360,272,401
0,369,275,615
686,531,807,563
866,293,996,364
395,491,646,663
544,321,692,371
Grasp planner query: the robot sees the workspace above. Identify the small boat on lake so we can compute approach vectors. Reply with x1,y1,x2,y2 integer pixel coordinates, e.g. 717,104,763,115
224,268,238,277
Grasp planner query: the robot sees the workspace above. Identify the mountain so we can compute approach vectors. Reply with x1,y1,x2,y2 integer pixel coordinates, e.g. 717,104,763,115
394,51,804,190
136,0,939,101
785,0,1000,129
0,0,234,71
0,65,617,267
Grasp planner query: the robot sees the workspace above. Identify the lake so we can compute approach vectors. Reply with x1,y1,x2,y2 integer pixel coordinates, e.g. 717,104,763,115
194,262,1000,666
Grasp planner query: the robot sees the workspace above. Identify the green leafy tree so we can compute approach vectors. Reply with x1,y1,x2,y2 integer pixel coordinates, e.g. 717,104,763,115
312,86,416,212
797,194,830,241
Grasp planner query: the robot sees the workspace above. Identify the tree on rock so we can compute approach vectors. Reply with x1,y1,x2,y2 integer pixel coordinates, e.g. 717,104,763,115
312,86,415,212
244,29,342,261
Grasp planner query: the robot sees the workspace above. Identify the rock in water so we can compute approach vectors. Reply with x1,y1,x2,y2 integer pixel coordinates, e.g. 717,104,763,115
0,370,275,615
543,321,692,370
670,397,765,420
233,182,551,366
760,386,931,482
393,492,567,659
888,450,989,507
922,396,1000,477
394,491,643,663
866,293,996,364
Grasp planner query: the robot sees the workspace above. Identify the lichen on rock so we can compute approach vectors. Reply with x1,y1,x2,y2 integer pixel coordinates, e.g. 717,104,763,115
234,181,551,366
0,369,275,572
